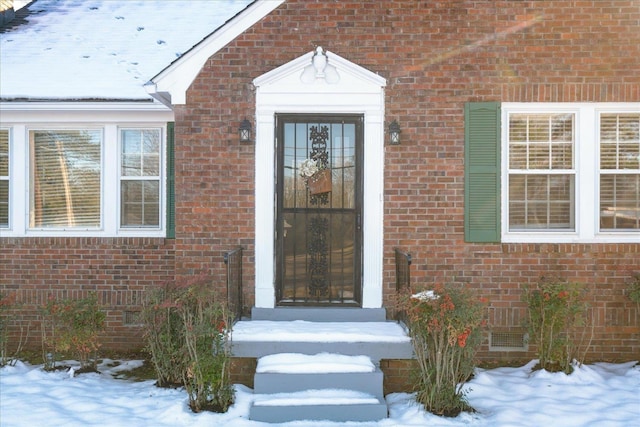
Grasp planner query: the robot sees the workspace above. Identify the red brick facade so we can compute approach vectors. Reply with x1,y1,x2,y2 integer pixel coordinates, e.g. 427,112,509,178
1,1,639,362
1,238,174,350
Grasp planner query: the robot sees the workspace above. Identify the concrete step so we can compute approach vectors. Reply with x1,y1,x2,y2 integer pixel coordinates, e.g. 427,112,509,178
249,389,388,423
254,353,384,399
254,370,385,398
231,320,413,362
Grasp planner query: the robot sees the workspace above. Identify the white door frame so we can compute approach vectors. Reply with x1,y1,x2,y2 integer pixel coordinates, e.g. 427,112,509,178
253,48,386,309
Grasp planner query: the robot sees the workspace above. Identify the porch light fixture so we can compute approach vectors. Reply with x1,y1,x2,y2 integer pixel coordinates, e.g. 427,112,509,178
388,120,401,145
239,118,252,143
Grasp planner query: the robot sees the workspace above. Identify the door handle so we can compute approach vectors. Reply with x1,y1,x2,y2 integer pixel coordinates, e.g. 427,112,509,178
357,213,361,231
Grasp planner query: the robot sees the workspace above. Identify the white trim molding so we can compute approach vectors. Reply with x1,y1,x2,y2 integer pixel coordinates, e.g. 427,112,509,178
253,47,387,308
501,102,640,244
0,104,173,238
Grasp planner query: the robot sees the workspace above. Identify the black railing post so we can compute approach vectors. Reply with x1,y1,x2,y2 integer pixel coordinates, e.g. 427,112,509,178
224,247,243,322
394,248,412,322
394,248,412,293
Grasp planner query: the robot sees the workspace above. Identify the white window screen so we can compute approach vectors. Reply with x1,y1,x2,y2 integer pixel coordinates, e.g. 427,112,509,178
120,129,160,227
600,113,640,230
508,113,575,230
29,130,102,228
0,130,8,227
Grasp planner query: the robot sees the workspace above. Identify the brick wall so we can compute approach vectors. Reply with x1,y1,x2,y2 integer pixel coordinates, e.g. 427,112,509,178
178,0,640,362
2,1,638,362
0,237,174,351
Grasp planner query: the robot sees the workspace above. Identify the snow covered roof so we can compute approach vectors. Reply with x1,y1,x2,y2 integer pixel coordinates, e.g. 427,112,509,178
0,0,256,101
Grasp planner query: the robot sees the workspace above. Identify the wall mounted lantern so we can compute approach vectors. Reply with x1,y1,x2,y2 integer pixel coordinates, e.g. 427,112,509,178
388,120,401,145
239,118,252,143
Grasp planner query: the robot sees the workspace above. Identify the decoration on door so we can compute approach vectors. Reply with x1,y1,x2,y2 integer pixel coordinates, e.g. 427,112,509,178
299,125,331,205
301,125,331,297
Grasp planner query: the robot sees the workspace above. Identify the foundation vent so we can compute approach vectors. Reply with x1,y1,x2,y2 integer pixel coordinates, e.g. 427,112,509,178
489,331,528,352
123,310,142,326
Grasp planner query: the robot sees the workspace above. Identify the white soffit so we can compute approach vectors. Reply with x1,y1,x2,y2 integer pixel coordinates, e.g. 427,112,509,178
147,0,285,105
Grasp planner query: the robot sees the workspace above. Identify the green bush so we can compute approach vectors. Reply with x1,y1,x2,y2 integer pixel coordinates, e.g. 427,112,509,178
627,273,640,306
398,283,487,417
524,278,591,373
141,275,234,413
41,292,105,371
1,292,26,367
139,284,185,387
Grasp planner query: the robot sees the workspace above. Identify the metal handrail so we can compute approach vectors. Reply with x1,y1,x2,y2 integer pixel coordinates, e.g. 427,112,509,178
394,248,412,293
394,248,412,323
224,247,243,322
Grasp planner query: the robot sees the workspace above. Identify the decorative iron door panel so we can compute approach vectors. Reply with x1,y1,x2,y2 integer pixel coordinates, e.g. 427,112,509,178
276,115,363,306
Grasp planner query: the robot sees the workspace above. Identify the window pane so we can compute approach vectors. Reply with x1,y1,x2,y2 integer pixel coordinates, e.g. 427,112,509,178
0,130,8,176
599,113,640,230
600,114,640,170
0,181,7,227
120,129,161,228
0,130,8,227
508,113,575,231
509,174,574,230
508,113,574,170
121,129,160,177
600,174,640,230
121,180,159,227
30,130,101,228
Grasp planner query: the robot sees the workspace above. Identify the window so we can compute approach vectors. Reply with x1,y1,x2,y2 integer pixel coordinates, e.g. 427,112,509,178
465,102,639,243
29,130,102,228
120,129,161,228
507,113,575,231
0,129,8,227
599,113,640,230
0,122,171,237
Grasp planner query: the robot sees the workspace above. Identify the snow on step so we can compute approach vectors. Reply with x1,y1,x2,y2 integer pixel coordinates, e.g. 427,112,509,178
232,320,410,343
253,389,380,407
256,353,375,374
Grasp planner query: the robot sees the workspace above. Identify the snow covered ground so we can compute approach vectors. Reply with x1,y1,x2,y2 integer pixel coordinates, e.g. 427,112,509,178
1,357,638,427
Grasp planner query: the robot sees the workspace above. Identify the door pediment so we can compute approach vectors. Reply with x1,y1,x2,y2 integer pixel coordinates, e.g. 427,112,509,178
254,47,386,107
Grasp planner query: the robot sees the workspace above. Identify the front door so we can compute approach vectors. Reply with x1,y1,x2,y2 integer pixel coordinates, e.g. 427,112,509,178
276,114,363,306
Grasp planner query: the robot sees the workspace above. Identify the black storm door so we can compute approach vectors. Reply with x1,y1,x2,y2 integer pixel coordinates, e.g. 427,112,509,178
276,115,363,306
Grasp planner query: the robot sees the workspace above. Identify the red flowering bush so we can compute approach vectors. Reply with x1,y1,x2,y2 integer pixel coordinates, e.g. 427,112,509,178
140,275,234,413
398,283,487,417
41,292,105,371
524,278,591,373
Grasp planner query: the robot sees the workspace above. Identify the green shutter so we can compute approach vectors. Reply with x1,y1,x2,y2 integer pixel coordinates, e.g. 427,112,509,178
464,102,501,243
166,122,175,239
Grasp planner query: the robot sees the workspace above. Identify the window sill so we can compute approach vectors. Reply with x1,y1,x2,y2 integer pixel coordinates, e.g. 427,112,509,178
502,232,639,244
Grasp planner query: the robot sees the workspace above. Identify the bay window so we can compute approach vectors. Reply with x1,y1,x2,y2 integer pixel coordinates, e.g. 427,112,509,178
0,123,171,237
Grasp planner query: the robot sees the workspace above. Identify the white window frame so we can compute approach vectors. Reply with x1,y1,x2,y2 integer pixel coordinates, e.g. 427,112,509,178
502,102,640,243
118,127,164,230
0,122,167,238
27,126,105,231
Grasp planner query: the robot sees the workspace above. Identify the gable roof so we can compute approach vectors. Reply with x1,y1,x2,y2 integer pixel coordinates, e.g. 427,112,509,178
0,0,260,102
